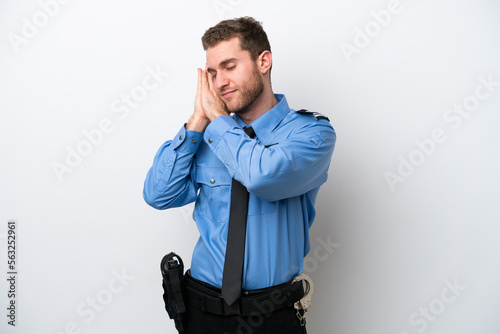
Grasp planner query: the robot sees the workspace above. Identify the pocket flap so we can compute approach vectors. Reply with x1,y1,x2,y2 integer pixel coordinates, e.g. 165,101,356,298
196,166,232,187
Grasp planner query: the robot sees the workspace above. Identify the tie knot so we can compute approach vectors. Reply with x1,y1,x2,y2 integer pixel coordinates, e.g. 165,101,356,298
243,126,256,139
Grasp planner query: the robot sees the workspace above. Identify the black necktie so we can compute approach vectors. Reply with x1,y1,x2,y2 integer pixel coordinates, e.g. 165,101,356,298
221,126,255,307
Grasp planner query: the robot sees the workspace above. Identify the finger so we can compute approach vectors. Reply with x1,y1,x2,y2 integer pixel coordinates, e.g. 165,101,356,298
196,68,200,93
201,69,209,93
204,64,216,93
195,68,202,111
207,69,213,92
196,68,202,97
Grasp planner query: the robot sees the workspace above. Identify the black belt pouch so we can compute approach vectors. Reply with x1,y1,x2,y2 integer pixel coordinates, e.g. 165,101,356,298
160,252,187,334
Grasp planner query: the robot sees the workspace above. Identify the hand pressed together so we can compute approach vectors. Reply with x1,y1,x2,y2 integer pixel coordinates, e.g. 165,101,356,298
186,68,229,132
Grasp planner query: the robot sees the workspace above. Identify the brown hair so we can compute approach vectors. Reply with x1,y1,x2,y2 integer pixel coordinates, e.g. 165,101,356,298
201,17,271,60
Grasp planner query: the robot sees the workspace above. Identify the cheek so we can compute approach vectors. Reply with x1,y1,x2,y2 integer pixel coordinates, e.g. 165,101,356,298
234,65,253,83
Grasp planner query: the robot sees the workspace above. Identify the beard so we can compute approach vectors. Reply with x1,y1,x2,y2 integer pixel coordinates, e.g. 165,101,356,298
223,65,264,115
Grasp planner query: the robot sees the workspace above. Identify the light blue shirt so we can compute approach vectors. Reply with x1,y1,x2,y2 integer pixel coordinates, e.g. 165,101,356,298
143,94,336,290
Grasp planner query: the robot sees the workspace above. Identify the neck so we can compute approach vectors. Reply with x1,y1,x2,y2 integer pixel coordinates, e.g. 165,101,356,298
238,88,278,125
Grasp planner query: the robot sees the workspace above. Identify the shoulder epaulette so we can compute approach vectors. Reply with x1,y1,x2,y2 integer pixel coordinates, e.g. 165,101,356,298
296,109,330,122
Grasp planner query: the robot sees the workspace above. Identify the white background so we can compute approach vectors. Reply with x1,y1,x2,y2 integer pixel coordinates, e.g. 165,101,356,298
1,0,499,333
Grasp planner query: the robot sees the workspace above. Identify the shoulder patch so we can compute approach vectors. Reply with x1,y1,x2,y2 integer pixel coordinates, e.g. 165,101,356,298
296,109,330,122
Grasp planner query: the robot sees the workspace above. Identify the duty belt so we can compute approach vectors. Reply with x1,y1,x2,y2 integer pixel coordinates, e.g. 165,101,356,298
184,271,305,316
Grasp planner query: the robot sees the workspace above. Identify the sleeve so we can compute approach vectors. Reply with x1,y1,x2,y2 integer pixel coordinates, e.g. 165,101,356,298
142,125,204,210
203,115,336,202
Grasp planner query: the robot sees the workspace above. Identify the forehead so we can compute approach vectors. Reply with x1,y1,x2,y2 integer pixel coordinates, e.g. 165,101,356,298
206,36,252,68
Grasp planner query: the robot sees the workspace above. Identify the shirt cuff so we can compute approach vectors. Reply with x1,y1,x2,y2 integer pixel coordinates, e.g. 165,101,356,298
203,115,239,149
171,124,204,153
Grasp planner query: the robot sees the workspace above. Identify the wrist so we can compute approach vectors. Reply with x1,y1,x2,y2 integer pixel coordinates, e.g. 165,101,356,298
186,114,210,132
208,109,230,122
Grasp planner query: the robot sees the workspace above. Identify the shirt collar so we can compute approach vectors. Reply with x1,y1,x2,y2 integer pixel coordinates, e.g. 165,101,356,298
233,94,289,141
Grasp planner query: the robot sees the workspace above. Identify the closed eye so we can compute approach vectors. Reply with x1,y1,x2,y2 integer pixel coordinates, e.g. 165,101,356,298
207,69,217,79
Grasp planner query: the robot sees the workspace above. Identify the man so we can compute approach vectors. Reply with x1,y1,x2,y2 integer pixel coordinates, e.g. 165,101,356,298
143,17,336,334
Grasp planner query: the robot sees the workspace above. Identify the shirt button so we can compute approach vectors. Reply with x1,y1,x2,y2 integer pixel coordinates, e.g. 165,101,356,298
191,138,197,143
208,138,213,143
178,135,183,140
210,179,215,184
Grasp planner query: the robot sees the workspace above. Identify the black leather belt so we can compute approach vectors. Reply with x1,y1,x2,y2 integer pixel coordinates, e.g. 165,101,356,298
184,271,304,316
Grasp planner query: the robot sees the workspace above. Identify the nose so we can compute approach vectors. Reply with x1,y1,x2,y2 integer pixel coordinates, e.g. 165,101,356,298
214,72,229,91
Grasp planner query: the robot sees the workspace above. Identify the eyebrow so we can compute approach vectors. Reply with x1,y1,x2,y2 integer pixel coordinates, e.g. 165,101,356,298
207,58,238,72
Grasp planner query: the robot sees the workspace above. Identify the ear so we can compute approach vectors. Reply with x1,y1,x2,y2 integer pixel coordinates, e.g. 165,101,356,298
257,50,272,75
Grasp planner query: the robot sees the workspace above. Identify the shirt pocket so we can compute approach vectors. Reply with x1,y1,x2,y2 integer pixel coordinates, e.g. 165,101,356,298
195,166,232,224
